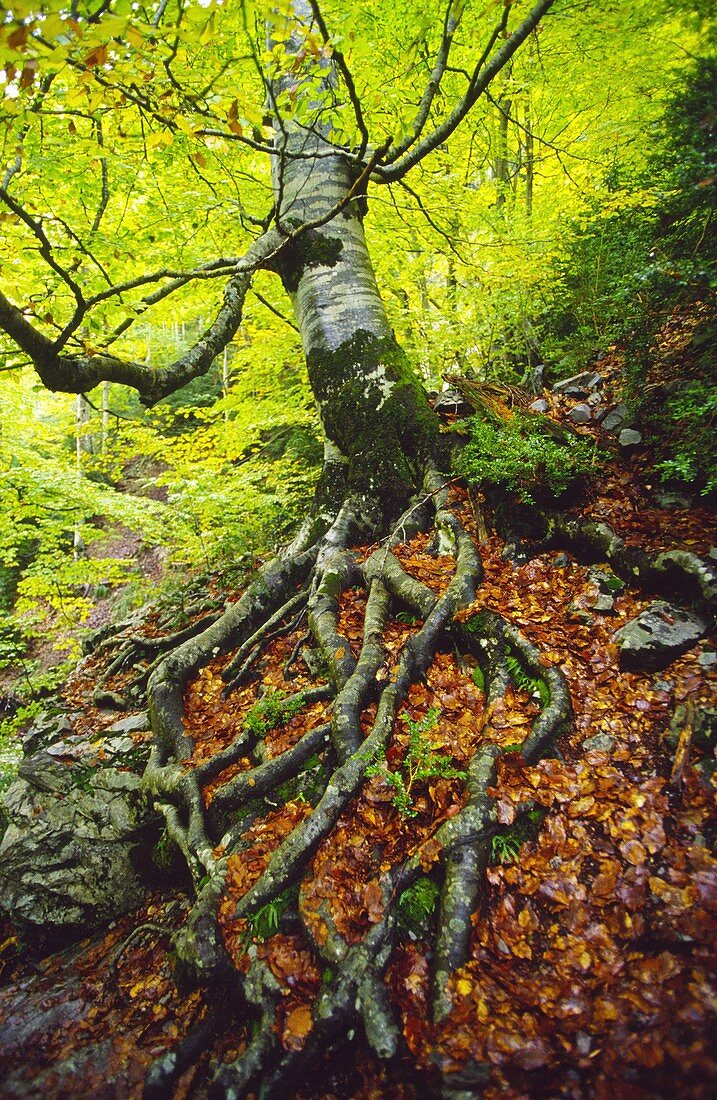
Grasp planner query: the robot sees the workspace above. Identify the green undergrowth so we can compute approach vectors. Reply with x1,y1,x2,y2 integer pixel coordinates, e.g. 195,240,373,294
398,876,441,938
491,809,544,865
243,690,306,739
454,413,600,503
244,885,299,945
367,708,466,818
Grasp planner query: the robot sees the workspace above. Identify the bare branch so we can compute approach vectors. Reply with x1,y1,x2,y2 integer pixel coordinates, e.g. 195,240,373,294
307,0,370,158
377,0,556,183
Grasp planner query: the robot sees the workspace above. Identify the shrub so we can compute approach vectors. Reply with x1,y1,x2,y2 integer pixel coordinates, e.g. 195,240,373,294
455,414,599,502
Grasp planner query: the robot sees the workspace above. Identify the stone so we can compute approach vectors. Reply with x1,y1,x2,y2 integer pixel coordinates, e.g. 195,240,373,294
104,711,150,736
432,388,471,415
586,566,625,595
587,391,604,406
618,428,643,449
22,706,74,756
698,650,717,668
582,733,615,753
551,552,571,568
528,397,549,413
654,487,693,509
568,403,592,424
551,371,603,397
0,749,158,938
613,601,709,671
501,540,528,564
601,403,629,434
590,594,615,613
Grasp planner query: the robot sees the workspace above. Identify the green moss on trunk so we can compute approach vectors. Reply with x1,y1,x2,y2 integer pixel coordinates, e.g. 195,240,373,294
307,330,442,514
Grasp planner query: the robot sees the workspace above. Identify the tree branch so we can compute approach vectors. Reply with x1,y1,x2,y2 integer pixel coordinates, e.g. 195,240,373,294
307,0,370,158
0,230,288,403
377,0,556,183
384,0,463,166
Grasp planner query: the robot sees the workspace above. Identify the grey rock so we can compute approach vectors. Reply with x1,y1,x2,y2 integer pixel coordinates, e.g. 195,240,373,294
587,391,604,406
590,594,616,613
552,371,603,397
22,707,74,756
653,679,673,693
433,388,471,415
501,540,528,564
567,601,594,625
582,733,615,753
601,403,629,434
0,752,157,936
568,403,593,424
104,711,150,736
698,650,717,668
529,397,549,414
618,428,643,448
587,566,625,595
551,552,571,568
613,601,709,671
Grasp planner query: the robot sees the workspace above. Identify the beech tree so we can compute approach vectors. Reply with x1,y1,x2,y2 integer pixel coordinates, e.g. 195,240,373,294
2,1,716,1095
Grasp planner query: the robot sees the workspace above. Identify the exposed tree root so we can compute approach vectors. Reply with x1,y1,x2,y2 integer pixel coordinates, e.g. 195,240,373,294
101,467,586,1099
42,474,698,1097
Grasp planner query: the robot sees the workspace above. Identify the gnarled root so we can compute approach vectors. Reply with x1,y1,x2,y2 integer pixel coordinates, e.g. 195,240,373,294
132,475,574,1097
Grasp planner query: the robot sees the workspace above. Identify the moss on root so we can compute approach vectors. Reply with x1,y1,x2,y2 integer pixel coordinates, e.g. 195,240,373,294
307,330,442,513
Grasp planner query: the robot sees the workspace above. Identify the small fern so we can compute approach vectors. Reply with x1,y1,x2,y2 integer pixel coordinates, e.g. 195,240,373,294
505,650,550,707
367,708,466,817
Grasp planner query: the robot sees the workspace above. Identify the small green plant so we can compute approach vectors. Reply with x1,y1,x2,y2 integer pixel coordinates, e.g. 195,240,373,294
505,649,550,707
652,380,717,495
244,886,297,944
471,665,485,691
491,831,523,864
490,810,544,865
396,611,420,625
367,708,466,818
398,876,441,937
455,414,600,502
244,690,306,739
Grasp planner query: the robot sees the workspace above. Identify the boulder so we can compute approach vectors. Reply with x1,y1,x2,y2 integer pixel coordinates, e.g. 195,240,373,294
568,403,593,424
586,566,625,596
529,397,549,414
618,428,643,450
0,746,157,938
432,388,471,415
104,711,150,736
22,705,75,756
552,371,603,397
613,601,709,671
601,403,629,434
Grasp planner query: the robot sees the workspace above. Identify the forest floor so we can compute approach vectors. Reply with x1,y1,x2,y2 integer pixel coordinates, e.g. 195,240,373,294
0,387,716,1099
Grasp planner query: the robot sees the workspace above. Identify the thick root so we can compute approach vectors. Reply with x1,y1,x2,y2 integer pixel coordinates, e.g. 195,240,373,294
116,477,582,1097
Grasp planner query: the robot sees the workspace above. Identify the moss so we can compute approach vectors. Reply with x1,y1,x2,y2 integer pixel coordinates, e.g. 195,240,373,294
275,227,344,295
306,330,442,513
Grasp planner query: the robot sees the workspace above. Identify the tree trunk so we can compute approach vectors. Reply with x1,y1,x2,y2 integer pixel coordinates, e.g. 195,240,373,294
268,6,440,525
